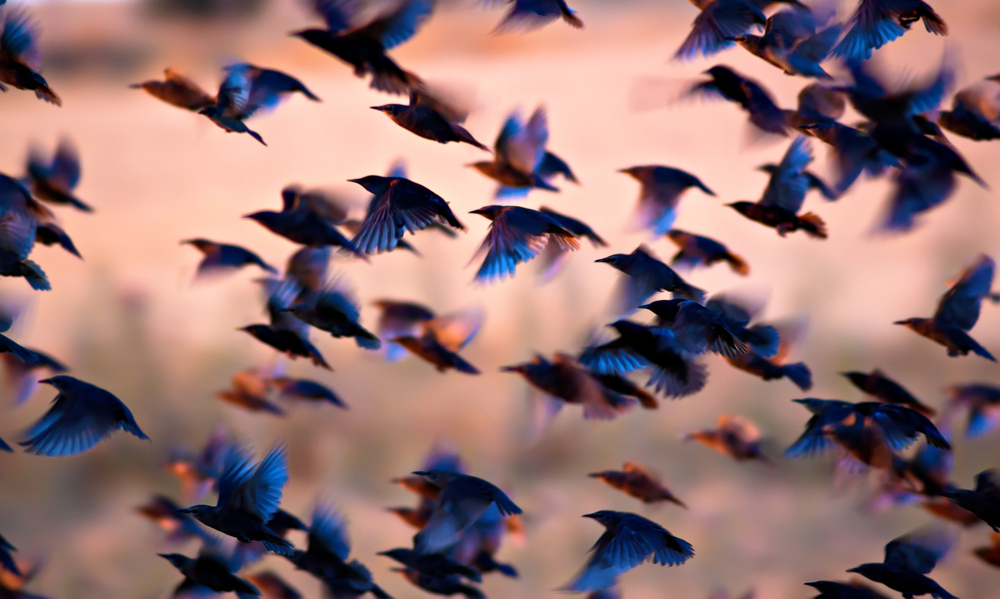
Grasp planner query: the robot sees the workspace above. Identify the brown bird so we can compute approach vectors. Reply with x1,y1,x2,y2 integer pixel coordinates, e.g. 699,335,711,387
0,7,60,105
685,414,772,464
391,306,483,374
387,505,432,529
666,230,748,276
589,461,687,507
129,67,215,111
246,571,302,599
974,532,1000,568
216,367,284,416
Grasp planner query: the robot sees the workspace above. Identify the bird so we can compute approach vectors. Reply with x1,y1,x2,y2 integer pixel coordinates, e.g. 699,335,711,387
244,186,363,257
589,462,687,507
349,174,465,255
685,414,772,464
832,0,947,63
724,316,809,389
732,9,843,79
371,88,489,150
20,376,148,456
619,166,715,237
389,305,483,373
269,377,346,409
159,536,261,599
246,571,302,599
684,65,787,136
378,549,481,583
216,368,285,416
24,138,91,212
182,239,277,279
0,7,60,105
704,294,780,357
847,527,957,599
728,136,828,238
292,0,431,94
562,511,694,592
674,0,767,61
240,278,331,370
469,205,579,283
666,230,748,275
486,0,583,33
372,300,453,361
129,67,216,111
596,245,706,314
136,495,215,545
640,299,749,357
937,78,1000,141
411,470,522,554
179,443,295,556
805,581,891,599
279,278,381,350
895,255,996,361
0,534,20,577
800,120,896,196
0,174,56,291
395,567,484,599
535,206,607,281
842,370,935,417
942,469,1000,531
943,384,1000,439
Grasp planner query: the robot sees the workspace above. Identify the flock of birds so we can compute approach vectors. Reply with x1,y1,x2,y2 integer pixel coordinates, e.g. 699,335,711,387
1,0,1000,597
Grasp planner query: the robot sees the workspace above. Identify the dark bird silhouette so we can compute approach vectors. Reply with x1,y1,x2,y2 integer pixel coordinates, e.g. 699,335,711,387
725,333,811,389
412,470,522,554
832,0,947,63
246,571,301,599
182,239,277,278
666,230,748,275
349,174,465,255
389,305,483,374
685,414,771,464
705,295,780,357
589,462,686,507
937,80,1000,141
241,278,331,369
372,89,488,150
843,370,935,416
684,66,787,136
943,384,1000,439
847,527,957,599
596,245,705,314
160,536,261,599
536,206,607,281
0,535,20,577
732,9,843,79
130,67,215,111
165,427,237,503
137,495,215,545
0,331,66,374
372,300,475,361
973,532,1000,569
487,0,583,33
179,443,295,556
20,376,148,456
785,81,847,130
469,205,579,283
25,138,91,212
0,174,56,290
805,581,891,599
216,368,285,416
728,136,827,238
640,299,748,357
619,166,715,237
800,121,896,196
378,549,481,582
280,279,381,350
943,470,1000,531
674,0,766,61
292,0,430,94
270,376,346,409
395,568,483,599
563,511,693,592
0,7,60,105
895,255,995,361
244,186,363,257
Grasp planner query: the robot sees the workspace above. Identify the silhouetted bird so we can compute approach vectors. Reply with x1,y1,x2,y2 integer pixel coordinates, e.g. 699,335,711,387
183,239,277,278
388,305,483,374
487,0,583,33
685,414,771,464
179,443,294,556
247,571,301,599
785,82,847,130
270,377,346,409
469,205,578,283
0,8,59,105
137,495,215,545
757,160,835,201
280,279,380,350
733,10,842,79
800,121,895,195
943,384,1000,439
705,295,780,357
349,174,465,254
937,80,1000,141
589,462,686,507
674,0,766,61
640,299,748,357
0,331,65,372
216,368,285,416
25,138,90,212
535,206,606,280
805,581,890,599
666,230,748,275
943,470,1000,531
843,370,935,416
395,567,483,598
372,89,488,150
379,549,481,582
728,136,827,238
685,66,787,136
832,0,946,63
973,532,1000,568
597,245,705,314
241,278,331,369
725,340,810,389
563,511,693,592
20,376,148,456
847,527,957,599
244,187,363,257
160,536,260,599
130,67,215,111
619,166,715,236
895,255,995,361
372,300,467,361
412,470,522,554
0,174,55,290
292,0,430,94
0,534,19,577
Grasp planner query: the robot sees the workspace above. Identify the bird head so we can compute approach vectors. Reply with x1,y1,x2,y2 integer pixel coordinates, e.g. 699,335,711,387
469,206,504,221
725,201,755,216
175,505,211,520
370,105,404,117
158,553,189,569
243,211,279,226
616,166,645,182
845,564,879,578
466,161,495,177
348,175,391,194
756,164,778,175
893,318,923,330
499,363,527,374
290,28,325,43
664,230,690,244
582,511,620,527
377,549,408,560
412,469,454,487
38,375,73,389
595,253,628,268
609,320,644,338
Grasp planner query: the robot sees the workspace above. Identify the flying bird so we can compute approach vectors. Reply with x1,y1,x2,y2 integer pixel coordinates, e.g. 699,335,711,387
240,278,331,370
674,0,766,61
378,549,481,583
0,174,57,290
388,305,483,373
732,9,843,79
805,581,891,599
705,295,780,357
182,239,277,279
160,536,261,599
846,527,957,599
0,7,60,104
685,414,772,464
469,205,579,283
596,245,705,314
216,367,285,416
589,462,687,507
619,166,715,237
685,65,787,136
130,67,215,111
270,377,346,409
279,278,381,350
842,370,935,416
24,138,91,212
832,0,947,63
640,299,748,357
943,469,1000,531
371,88,488,150
136,495,216,545
244,186,362,257
666,230,748,275
486,0,583,33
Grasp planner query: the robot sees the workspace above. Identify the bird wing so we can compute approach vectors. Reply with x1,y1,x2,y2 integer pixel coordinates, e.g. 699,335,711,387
784,414,836,458
622,461,660,482
316,278,362,323
231,443,288,522
216,443,257,507
934,255,995,331
569,520,691,592
20,390,105,456
761,136,811,212
243,68,310,119
0,8,41,69
307,0,362,33
49,138,82,191
472,212,550,283
675,1,764,61
867,404,949,451
831,0,905,62
578,337,650,376
367,0,435,50
491,0,565,33
883,527,955,574
308,502,351,561
503,106,548,174
216,64,254,118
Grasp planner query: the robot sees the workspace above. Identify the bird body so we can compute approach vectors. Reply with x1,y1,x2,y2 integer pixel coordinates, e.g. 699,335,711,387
488,0,583,33
833,0,947,63
589,462,686,507
847,527,957,599
130,67,215,111
350,175,464,255
0,8,60,105
666,230,747,275
372,91,488,150
470,205,578,283
674,0,767,61
620,166,714,236
597,245,705,313
183,239,276,278
25,138,90,212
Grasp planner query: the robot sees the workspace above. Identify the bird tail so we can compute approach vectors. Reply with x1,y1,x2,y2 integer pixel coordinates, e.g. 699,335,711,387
797,212,828,239
262,537,294,556
34,84,61,106
67,195,94,212
452,353,481,375
782,362,813,391
352,326,382,351
561,7,584,29
961,332,997,362
246,127,267,146
919,3,948,35
722,251,750,276
453,124,490,151
16,260,50,291
743,325,780,358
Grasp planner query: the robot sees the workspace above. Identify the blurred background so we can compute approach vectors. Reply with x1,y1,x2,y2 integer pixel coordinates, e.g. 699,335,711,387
1,0,1000,597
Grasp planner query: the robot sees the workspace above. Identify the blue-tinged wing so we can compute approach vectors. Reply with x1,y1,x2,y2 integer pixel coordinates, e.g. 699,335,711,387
832,0,905,62
1,8,41,69
884,526,955,575
674,1,764,61
217,63,253,118
309,501,351,561
20,388,129,457
309,0,361,33
216,443,257,507
934,255,994,331
761,135,811,213
234,443,288,522
379,0,435,50
473,215,548,283
784,417,835,458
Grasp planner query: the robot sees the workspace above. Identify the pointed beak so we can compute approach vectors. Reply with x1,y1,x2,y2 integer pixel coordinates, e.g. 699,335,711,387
370,106,387,112
499,365,521,373
175,507,194,514
845,567,861,574
38,378,54,385
586,473,601,478
411,470,430,476
892,320,907,325
594,256,612,264
581,512,599,519
469,208,486,215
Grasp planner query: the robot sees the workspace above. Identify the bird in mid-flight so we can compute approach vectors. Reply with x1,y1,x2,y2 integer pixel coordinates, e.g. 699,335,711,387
486,0,583,33
0,7,60,105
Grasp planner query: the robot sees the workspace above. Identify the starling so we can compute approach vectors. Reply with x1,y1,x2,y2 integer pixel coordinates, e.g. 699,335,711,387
938,81,1000,141
270,377,346,409
160,536,261,599
0,174,54,290
842,370,935,416
846,526,957,599
674,0,766,61
805,581,891,599
372,88,488,150
244,187,363,257
488,0,583,33
589,461,686,507
378,549,481,582
942,470,1000,531
280,279,380,350
373,300,445,361
685,65,787,136
685,414,772,464
943,384,1000,439
800,121,895,196
130,67,215,111
596,245,705,314
705,295,780,357
470,205,579,283
640,299,748,357
619,166,715,237
136,495,215,545
832,0,946,63
216,368,285,416
182,239,277,278
25,138,91,212
388,305,483,373
666,230,748,275
733,10,842,79
0,7,60,105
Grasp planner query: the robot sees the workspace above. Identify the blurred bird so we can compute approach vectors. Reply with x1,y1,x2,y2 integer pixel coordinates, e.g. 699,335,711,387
160,536,260,599
389,305,483,374
589,462,686,507
597,245,705,314
938,80,1000,141
832,0,947,63
733,9,842,79
469,106,576,199
943,384,1000,439
372,88,488,150
805,581,891,599
674,0,766,61
725,337,810,389
182,239,277,279
216,368,285,416
292,0,430,94
469,205,579,283
757,159,835,201
0,174,55,291
0,535,19,577
20,376,148,456
130,67,215,111
284,245,332,293
728,136,828,238
372,300,443,361
535,206,607,281
244,187,363,257
395,567,483,598
240,278,331,370
800,121,895,196
412,470,522,554
349,174,465,255
640,299,749,357
685,414,772,464
847,527,957,599
136,495,214,545
943,470,1000,531
246,571,301,599
487,0,583,32
0,7,59,105
563,511,693,592
279,279,381,350
973,532,1000,568
684,66,787,136
842,370,935,417
705,295,780,357
378,549,481,582
895,255,996,361
666,230,748,276
452,501,521,578
179,443,294,556
619,166,715,237
0,333,66,378
24,139,90,212
270,376,346,409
